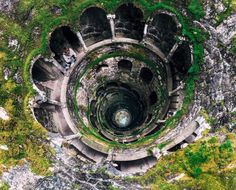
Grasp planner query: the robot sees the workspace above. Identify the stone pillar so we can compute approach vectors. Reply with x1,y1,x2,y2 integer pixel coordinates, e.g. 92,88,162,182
107,14,116,39
166,43,179,62
50,58,66,74
157,119,166,124
76,32,88,51
143,23,148,39
166,37,185,62
169,81,184,96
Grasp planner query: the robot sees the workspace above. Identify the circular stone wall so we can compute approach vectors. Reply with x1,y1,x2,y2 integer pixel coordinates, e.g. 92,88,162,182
30,4,197,173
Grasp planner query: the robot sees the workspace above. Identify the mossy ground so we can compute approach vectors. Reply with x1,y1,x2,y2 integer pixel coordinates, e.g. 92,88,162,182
136,133,236,190
0,0,235,189
215,0,236,25
0,182,10,190
230,35,236,54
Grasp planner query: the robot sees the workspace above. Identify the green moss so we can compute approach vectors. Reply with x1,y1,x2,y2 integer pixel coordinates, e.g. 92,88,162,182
108,185,120,190
187,0,205,20
184,143,210,177
215,0,236,25
200,109,218,126
230,35,236,54
137,135,236,189
0,182,10,190
220,139,234,152
72,184,81,190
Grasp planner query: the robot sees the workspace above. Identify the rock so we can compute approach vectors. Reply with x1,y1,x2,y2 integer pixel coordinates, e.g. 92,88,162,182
0,107,10,120
13,71,23,84
49,133,64,147
30,133,143,190
23,7,35,25
217,14,236,45
35,176,72,190
215,1,226,14
1,163,42,190
8,37,20,51
0,0,19,16
50,5,62,16
17,96,23,103
0,145,9,151
32,27,41,41
199,12,236,122
203,0,232,25
181,143,188,149
3,68,12,80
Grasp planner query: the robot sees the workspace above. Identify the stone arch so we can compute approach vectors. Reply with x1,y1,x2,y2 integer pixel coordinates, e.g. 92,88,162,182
149,91,158,106
147,12,179,53
49,26,80,56
172,42,193,75
32,58,61,83
115,3,145,40
79,7,112,46
118,59,132,72
139,67,153,84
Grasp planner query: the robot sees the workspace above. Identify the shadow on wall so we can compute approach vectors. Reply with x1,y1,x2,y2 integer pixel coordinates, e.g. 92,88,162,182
147,12,179,54
115,3,145,40
49,26,80,56
79,7,112,46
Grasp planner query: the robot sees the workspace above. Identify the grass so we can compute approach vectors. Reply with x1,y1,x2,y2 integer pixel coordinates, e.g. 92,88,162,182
136,134,236,190
187,0,205,20
215,0,236,25
230,35,236,54
108,185,120,190
200,109,218,126
0,49,53,176
0,182,10,190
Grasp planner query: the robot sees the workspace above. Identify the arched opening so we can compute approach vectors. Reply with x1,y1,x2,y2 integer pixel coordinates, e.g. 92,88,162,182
96,87,105,97
80,7,111,45
118,60,132,72
49,26,80,56
147,13,178,53
149,91,157,106
32,58,61,83
115,3,144,40
139,67,153,83
96,64,109,73
168,143,182,152
172,42,192,75
34,108,58,133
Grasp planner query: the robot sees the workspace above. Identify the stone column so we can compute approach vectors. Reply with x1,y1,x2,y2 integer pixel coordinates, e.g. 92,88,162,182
166,43,179,62
107,14,116,39
76,32,88,51
143,23,148,39
50,58,66,74
169,81,184,96
166,36,185,62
